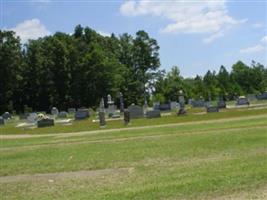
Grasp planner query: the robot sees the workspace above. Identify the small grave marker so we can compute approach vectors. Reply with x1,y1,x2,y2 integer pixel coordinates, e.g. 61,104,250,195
37,118,54,128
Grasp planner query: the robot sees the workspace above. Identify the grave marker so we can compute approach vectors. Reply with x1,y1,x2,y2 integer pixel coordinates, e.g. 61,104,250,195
236,96,249,106
0,117,4,125
58,111,68,118
124,110,130,125
146,110,161,118
37,118,54,128
2,112,11,120
75,108,90,120
128,104,143,119
51,107,59,116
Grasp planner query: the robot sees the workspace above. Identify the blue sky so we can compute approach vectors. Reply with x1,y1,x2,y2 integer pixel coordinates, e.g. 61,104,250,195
1,0,266,77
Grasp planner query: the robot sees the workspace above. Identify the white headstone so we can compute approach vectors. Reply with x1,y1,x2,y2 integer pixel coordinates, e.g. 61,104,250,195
27,113,38,123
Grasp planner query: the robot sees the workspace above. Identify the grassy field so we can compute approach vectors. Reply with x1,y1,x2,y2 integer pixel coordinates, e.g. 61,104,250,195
0,107,267,199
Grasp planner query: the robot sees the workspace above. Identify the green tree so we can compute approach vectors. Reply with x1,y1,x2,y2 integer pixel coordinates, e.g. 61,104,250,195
0,30,23,113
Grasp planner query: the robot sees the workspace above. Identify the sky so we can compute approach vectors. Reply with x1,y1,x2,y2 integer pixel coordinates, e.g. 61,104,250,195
1,0,267,77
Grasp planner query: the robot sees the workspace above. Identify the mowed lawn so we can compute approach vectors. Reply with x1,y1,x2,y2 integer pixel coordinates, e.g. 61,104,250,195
0,109,267,199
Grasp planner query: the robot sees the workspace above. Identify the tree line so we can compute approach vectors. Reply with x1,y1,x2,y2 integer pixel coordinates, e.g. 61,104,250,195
154,61,267,103
0,25,266,113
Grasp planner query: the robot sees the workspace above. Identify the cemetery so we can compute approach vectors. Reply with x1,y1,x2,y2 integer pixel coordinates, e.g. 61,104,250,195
1,2,267,198
1,98,267,200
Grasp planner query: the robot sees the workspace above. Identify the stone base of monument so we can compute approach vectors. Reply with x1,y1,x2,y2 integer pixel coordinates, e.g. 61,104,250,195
207,106,219,113
0,117,5,125
124,110,130,125
37,118,54,128
177,108,186,115
99,112,106,127
146,110,161,118
112,114,120,118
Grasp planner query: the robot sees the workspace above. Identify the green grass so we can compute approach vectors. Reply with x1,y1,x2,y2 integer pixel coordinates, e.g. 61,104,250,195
0,106,267,199
1,106,267,135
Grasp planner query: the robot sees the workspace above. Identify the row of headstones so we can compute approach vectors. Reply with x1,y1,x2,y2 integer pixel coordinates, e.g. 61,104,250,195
247,92,267,100
51,107,90,120
98,104,162,127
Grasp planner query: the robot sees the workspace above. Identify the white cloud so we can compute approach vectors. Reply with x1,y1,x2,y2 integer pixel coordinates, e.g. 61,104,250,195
120,0,245,42
97,30,110,37
240,44,264,54
203,32,224,44
240,35,267,54
261,36,267,44
10,18,51,43
252,23,263,28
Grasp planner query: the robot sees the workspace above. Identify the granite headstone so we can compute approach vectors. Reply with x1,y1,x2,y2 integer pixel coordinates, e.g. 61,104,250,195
75,108,90,120
2,112,11,120
0,117,4,125
207,106,219,113
146,110,161,118
128,104,143,119
124,110,130,125
27,113,38,123
217,100,226,108
236,97,249,106
37,118,54,128
99,112,106,127
51,107,59,116
58,111,68,118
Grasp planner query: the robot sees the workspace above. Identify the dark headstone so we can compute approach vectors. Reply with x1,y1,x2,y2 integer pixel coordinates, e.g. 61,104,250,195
75,108,90,120
247,94,257,101
58,111,68,118
191,100,205,107
207,106,219,113
2,112,11,120
128,104,143,119
99,111,106,126
217,100,226,108
124,110,130,125
146,110,161,118
37,118,54,128
236,97,249,106
159,104,171,111
0,117,4,125
257,92,267,100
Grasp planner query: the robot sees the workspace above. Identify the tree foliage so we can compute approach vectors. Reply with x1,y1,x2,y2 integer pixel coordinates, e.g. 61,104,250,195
0,27,266,113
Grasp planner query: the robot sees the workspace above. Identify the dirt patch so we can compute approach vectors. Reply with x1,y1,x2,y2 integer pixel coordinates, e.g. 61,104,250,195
0,167,134,183
211,185,267,200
